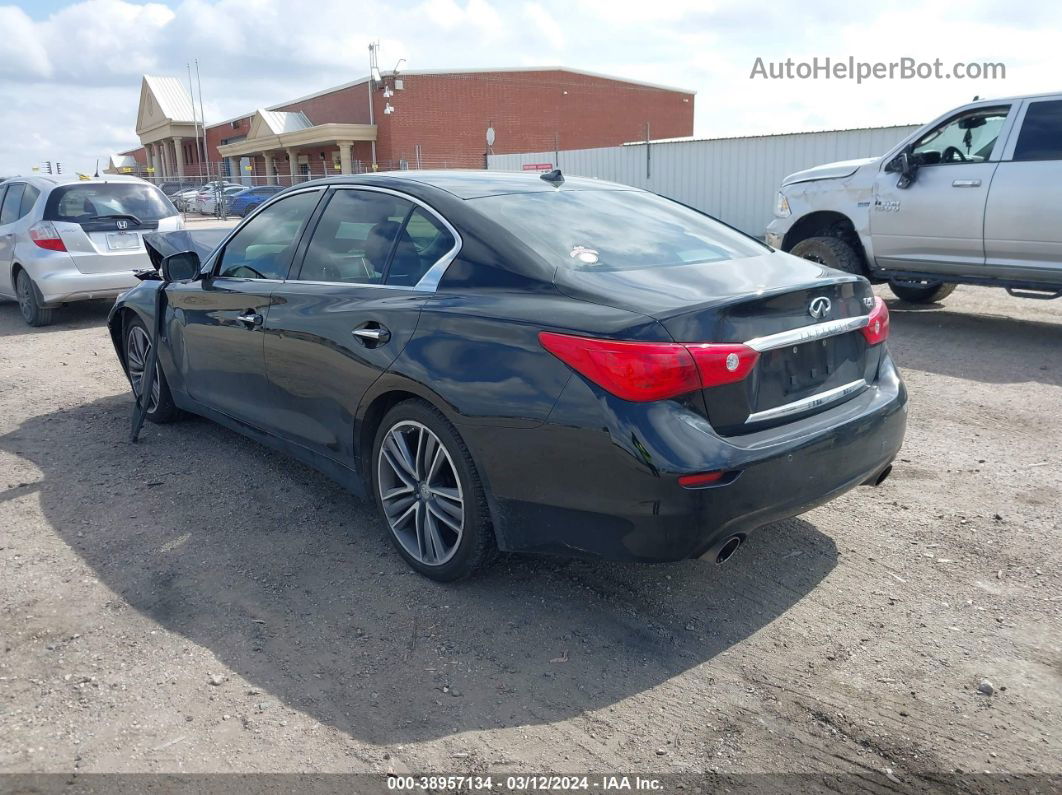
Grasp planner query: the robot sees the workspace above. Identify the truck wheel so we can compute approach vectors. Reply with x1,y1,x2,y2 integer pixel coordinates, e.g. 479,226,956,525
887,279,956,304
789,236,865,276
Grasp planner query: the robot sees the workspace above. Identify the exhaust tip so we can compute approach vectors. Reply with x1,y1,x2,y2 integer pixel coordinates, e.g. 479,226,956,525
862,464,893,487
715,535,743,565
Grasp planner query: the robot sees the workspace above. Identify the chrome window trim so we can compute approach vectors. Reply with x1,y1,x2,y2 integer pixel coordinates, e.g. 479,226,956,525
744,315,869,353
745,379,868,425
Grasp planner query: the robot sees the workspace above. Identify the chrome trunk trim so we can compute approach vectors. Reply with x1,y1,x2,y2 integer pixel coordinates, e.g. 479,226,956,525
745,379,868,424
744,315,870,353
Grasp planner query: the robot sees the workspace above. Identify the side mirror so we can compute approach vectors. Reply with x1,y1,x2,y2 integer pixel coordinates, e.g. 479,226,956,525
159,250,201,283
885,147,918,189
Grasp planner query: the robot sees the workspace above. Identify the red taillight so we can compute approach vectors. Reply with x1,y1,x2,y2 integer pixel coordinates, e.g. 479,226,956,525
29,221,66,252
861,296,890,346
678,471,725,488
539,332,760,402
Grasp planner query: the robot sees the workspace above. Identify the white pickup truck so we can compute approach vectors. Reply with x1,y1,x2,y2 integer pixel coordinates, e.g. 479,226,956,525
765,92,1062,303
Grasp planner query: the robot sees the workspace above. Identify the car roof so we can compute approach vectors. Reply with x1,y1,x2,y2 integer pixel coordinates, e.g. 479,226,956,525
15,174,154,189
297,169,637,199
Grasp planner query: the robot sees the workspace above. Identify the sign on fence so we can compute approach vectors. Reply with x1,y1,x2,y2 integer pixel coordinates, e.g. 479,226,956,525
521,162,553,171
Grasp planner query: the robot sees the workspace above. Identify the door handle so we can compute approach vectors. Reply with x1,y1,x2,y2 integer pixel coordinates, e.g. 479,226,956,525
352,325,391,345
951,179,981,187
235,312,263,327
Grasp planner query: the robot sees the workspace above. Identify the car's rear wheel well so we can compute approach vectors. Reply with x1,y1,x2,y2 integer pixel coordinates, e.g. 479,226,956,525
783,211,869,276
357,390,422,484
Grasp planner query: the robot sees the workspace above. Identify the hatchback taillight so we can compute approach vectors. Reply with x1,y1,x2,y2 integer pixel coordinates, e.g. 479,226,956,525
539,332,760,402
861,296,890,346
28,221,67,252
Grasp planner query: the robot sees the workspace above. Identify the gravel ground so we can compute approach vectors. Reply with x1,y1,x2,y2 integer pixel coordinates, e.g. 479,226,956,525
0,285,1059,787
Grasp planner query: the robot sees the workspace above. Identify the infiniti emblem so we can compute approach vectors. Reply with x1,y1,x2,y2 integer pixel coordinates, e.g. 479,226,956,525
808,296,831,320
116,219,128,230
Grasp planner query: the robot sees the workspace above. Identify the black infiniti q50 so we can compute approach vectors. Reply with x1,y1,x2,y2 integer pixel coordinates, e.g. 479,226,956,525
108,170,906,581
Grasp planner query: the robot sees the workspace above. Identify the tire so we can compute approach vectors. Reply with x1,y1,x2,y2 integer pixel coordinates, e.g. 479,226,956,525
124,316,180,423
15,269,55,327
888,279,956,304
372,399,496,581
789,236,866,276
245,203,259,216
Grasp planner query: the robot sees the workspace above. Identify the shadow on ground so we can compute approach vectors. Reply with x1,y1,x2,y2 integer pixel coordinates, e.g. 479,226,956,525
0,394,836,745
0,299,113,338
885,298,1062,386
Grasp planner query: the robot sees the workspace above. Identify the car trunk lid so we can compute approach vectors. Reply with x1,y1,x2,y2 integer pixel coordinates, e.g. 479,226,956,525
56,216,180,274
554,250,879,433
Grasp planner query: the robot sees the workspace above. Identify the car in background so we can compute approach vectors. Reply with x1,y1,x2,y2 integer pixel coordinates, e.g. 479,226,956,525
108,170,905,581
0,175,181,326
767,91,1062,303
159,182,196,198
229,184,285,216
195,185,248,215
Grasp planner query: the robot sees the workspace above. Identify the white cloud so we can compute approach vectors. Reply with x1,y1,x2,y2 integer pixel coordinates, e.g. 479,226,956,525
1,0,1060,174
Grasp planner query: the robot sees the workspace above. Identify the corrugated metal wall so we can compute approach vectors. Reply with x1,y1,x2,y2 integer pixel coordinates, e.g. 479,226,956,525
487,125,920,236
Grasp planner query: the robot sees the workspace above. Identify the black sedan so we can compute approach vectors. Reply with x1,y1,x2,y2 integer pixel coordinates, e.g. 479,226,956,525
108,170,906,581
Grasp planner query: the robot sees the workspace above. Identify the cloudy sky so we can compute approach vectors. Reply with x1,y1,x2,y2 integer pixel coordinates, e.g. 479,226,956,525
0,0,1059,175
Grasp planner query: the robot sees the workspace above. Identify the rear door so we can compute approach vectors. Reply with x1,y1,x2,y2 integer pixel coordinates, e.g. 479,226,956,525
983,96,1062,285
167,188,325,428
870,105,1013,276
263,186,457,464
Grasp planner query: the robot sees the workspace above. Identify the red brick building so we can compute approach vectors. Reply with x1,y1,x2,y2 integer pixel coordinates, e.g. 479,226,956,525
125,67,694,183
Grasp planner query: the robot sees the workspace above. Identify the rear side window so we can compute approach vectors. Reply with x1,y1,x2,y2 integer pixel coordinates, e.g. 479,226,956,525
1014,100,1062,161
20,185,39,217
0,183,25,225
216,190,322,280
390,207,456,286
296,190,413,284
45,183,176,223
471,189,766,273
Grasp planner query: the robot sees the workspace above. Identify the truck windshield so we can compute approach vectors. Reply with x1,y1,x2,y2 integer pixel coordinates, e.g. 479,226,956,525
45,183,177,224
470,189,766,273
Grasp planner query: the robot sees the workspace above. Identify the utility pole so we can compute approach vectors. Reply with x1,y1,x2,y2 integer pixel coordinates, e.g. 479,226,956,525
187,62,204,185
368,41,379,169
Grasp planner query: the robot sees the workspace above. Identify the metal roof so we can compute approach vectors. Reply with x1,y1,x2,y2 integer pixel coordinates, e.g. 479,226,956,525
143,75,196,123
256,109,313,135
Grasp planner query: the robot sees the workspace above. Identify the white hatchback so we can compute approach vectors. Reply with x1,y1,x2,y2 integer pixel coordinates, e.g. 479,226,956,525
0,175,181,326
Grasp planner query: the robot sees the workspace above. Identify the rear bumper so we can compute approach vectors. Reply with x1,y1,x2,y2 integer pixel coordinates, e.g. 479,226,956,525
33,264,140,305
461,352,907,562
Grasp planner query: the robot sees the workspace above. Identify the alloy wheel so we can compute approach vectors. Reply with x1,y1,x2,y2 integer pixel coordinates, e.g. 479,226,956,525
377,420,465,566
126,325,161,414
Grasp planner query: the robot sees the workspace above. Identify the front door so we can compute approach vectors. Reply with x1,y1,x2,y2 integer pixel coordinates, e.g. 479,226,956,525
264,187,457,466
168,188,324,428
984,97,1062,285
871,105,1012,277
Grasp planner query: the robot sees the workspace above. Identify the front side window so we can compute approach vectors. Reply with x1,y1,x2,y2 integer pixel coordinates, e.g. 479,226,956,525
471,189,766,273
216,190,322,280
911,107,1009,165
45,183,177,223
0,184,26,225
1013,99,1062,161
296,190,413,284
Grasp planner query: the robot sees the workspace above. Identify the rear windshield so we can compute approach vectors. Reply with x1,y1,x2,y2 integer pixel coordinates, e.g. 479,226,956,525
45,183,177,223
470,189,767,272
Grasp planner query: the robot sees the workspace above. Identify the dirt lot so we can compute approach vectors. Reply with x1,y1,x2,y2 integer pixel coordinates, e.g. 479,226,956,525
0,285,1059,788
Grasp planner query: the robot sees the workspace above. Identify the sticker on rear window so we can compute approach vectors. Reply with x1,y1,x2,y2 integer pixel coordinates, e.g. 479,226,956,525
569,245,599,265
